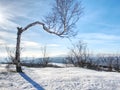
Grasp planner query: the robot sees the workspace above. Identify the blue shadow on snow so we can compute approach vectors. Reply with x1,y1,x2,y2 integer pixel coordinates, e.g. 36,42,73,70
19,72,44,90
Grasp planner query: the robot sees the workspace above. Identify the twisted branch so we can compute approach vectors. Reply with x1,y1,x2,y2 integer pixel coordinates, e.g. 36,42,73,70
21,21,65,36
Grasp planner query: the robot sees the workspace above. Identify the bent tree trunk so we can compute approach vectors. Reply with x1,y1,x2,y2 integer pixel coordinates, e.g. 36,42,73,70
14,0,82,72
15,27,23,72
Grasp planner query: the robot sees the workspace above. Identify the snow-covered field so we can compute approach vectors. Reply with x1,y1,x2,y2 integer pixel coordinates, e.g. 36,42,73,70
0,64,120,90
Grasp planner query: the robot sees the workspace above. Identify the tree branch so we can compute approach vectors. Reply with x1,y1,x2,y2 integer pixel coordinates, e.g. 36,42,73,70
22,21,66,37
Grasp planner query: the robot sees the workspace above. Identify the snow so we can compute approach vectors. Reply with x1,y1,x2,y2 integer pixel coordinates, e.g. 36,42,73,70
1,64,120,90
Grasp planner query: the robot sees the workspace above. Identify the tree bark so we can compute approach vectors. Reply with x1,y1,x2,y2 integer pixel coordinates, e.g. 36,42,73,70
15,27,23,72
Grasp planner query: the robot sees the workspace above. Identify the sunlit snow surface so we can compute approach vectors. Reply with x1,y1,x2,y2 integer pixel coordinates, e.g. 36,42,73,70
0,64,120,90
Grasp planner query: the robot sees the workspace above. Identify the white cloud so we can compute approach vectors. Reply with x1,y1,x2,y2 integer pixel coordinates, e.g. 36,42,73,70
0,40,6,45
0,1,66,58
75,33,120,54
0,4,19,30
0,31,16,39
47,44,60,47
96,22,120,29
49,52,67,57
21,50,67,57
21,51,41,57
21,41,41,47
79,33,120,41
0,52,7,57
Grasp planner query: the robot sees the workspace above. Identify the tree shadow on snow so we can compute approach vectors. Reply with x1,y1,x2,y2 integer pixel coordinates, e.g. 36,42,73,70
19,73,44,90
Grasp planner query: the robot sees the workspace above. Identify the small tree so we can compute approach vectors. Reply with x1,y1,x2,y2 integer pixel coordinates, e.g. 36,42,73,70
114,55,120,71
5,46,24,71
15,0,83,72
66,40,90,67
5,46,15,64
106,55,114,71
96,54,116,71
39,46,50,67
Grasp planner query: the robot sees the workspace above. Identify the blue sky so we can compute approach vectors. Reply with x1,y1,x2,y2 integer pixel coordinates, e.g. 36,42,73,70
0,0,120,57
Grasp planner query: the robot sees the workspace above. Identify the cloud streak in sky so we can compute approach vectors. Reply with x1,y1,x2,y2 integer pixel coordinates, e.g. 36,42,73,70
79,33,120,41
0,0,120,57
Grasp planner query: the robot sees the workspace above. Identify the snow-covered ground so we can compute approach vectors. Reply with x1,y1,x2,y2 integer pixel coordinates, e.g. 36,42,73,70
0,64,120,90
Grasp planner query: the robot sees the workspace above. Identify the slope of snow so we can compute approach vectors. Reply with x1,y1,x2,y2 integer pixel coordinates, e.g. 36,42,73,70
0,64,120,90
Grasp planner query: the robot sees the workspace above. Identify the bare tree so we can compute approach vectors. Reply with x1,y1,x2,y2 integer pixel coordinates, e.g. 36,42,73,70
99,54,114,71
6,46,23,64
114,55,120,71
96,54,118,71
39,46,50,67
15,0,83,72
106,55,114,71
66,40,90,67
5,46,15,64
5,46,24,71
